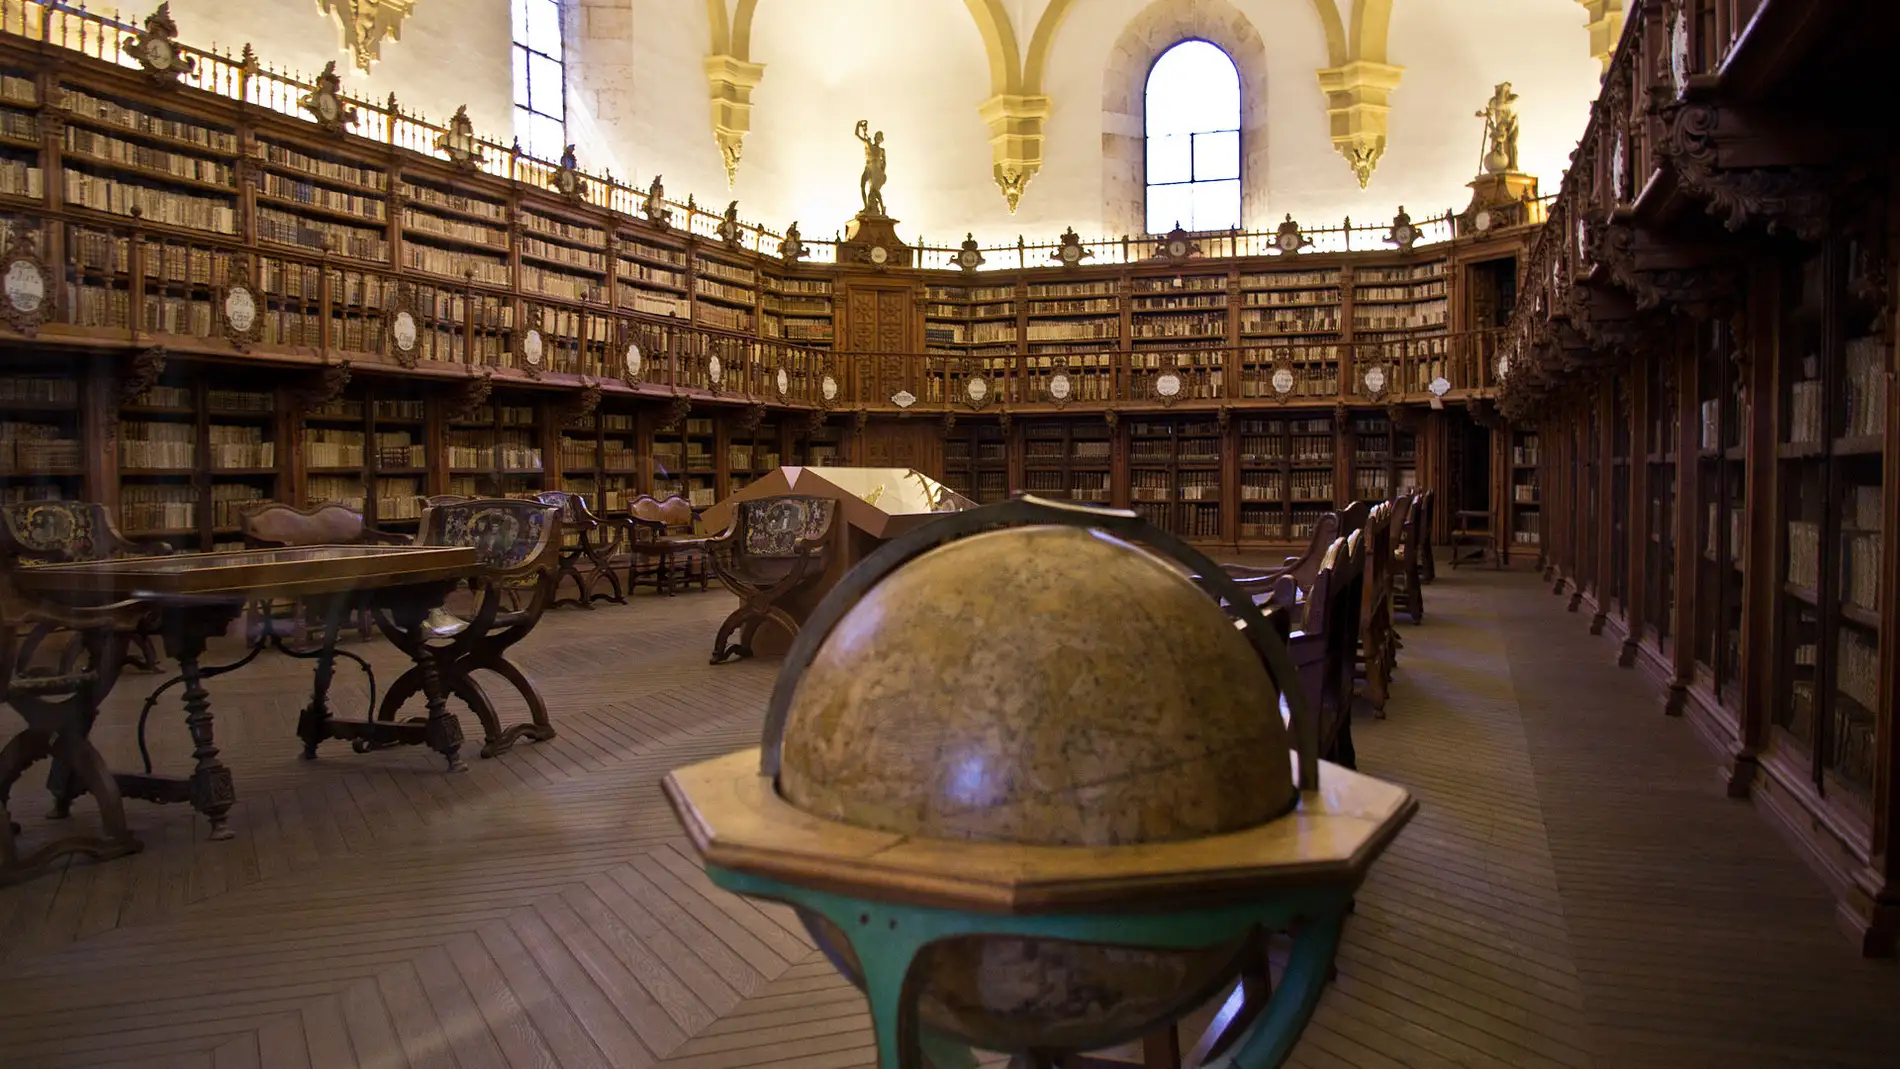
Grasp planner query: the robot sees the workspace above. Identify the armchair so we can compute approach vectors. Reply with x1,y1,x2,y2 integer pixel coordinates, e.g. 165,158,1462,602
533,491,626,609
0,501,168,673
627,494,710,595
704,496,838,665
369,499,562,760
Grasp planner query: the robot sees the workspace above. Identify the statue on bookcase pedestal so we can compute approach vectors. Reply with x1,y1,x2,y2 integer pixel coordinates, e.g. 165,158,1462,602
841,121,911,268
1461,84,1538,237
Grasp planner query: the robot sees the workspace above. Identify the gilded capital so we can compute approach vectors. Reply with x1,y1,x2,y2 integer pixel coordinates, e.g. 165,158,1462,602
978,93,1051,214
704,52,766,189
316,0,418,74
1316,60,1404,189
1576,0,1626,75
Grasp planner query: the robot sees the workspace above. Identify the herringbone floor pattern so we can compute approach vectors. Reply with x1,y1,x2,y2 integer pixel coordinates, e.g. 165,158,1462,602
0,573,1896,1068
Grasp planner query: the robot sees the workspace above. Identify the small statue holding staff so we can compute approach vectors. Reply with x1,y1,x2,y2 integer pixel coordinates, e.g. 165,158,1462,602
1477,82,1521,174
856,120,888,216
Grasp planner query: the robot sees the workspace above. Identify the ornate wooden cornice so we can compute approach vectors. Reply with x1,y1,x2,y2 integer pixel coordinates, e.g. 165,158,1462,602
561,380,602,428
120,346,167,403
1658,102,1830,241
445,369,493,422
296,360,353,407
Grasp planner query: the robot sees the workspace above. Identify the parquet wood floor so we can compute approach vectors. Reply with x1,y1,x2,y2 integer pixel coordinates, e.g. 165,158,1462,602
0,572,1896,1068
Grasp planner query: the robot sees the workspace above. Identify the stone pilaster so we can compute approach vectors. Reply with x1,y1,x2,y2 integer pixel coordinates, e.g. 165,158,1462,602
978,93,1051,214
704,52,766,189
1577,0,1626,75
1316,60,1404,190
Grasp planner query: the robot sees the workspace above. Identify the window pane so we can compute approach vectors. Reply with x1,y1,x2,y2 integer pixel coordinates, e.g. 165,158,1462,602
1189,179,1240,231
1147,134,1190,185
531,113,564,161
528,0,562,59
1194,130,1239,181
512,46,530,109
529,53,564,120
514,105,534,152
1145,40,1239,137
511,0,529,44
1146,183,1193,236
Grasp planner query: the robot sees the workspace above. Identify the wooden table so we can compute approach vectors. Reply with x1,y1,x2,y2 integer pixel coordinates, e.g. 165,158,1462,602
11,544,478,841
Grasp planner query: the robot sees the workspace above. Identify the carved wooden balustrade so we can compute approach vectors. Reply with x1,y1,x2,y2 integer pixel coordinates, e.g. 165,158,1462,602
1499,0,1866,422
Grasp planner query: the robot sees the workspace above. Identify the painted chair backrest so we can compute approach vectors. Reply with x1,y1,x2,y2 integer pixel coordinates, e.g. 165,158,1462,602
419,498,562,574
0,501,112,563
240,502,367,547
533,490,597,530
738,496,837,559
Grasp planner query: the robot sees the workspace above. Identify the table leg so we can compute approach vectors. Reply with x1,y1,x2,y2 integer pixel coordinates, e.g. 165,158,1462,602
295,598,350,760
165,619,237,841
374,584,468,774
415,648,466,773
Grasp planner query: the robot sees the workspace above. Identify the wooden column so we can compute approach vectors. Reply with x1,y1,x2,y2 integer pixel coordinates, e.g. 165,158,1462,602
1734,263,1776,797
1587,382,1613,623
1668,326,1700,716
1622,360,1651,658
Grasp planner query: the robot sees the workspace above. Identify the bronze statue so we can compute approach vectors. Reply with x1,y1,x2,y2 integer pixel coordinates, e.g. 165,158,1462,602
855,120,887,217
1477,83,1520,174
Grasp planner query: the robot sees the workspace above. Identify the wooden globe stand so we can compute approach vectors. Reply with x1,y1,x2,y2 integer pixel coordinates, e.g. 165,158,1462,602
664,498,1417,1069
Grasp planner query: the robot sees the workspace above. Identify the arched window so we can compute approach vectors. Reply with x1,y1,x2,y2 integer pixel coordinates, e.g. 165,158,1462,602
1144,40,1241,234
512,0,566,160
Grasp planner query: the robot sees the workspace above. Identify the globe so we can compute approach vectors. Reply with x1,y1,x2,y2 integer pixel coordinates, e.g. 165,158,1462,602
776,524,1296,1053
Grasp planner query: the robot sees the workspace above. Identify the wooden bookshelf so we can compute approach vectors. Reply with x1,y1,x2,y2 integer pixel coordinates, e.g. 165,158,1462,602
1507,427,1541,556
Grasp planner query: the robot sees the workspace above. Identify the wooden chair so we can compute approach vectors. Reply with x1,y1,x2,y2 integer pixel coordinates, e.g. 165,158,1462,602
240,502,406,644
1219,511,1341,595
0,501,166,674
372,499,561,759
0,583,151,878
533,491,626,609
1278,536,1358,770
1390,493,1427,625
1414,489,1437,584
704,495,838,664
628,494,710,595
1355,500,1397,715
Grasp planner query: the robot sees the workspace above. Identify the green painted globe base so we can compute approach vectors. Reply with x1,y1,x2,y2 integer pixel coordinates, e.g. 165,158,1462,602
708,863,1352,1069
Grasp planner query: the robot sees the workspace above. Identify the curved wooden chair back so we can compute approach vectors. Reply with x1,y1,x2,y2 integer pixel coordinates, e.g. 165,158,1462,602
239,502,368,547
629,495,665,527
1220,511,1340,589
656,494,695,533
1337,499,1370,541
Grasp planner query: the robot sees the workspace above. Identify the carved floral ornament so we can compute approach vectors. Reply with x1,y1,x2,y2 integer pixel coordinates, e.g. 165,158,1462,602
317,0,419,74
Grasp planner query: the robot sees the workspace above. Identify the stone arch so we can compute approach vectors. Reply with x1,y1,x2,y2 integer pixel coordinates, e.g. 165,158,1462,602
1101,0,1272,237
